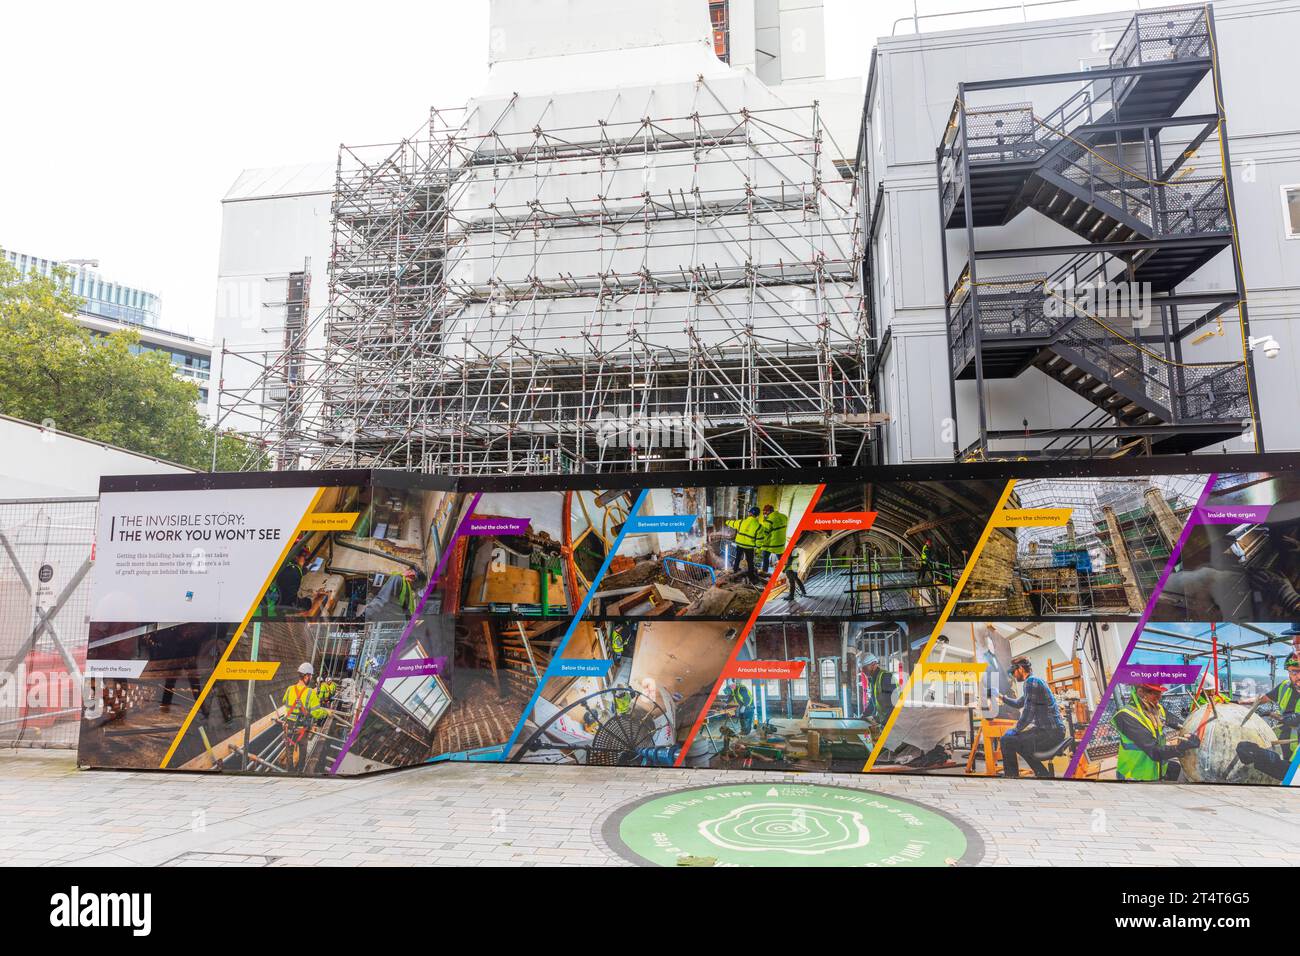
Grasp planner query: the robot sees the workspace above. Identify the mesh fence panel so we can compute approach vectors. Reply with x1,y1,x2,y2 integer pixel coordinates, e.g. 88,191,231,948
0,498,97,749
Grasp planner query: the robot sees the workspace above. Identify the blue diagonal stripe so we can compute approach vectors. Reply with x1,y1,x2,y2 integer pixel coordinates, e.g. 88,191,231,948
1284,744,1300,786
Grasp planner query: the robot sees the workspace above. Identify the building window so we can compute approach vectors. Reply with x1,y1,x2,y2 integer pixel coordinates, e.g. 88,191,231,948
1283,186,1300,240
385,671,450,729
764,678,783,699
790,659,809,699
818,657,838,699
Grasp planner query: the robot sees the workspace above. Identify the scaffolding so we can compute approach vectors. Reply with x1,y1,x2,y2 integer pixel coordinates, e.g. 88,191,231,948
215,86,870,473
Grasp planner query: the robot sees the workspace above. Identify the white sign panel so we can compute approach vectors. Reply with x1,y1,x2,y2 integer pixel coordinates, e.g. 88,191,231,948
91,486,319,624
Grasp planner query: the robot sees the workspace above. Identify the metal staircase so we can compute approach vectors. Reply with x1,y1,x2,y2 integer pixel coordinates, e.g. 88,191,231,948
936,4,1261,459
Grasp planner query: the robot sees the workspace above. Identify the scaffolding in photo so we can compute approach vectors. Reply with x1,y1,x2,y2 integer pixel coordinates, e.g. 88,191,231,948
1015,476,1201,614
960,475,1203,617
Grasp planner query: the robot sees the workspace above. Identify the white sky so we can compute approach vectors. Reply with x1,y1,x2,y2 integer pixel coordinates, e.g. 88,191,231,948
2,0,1127,339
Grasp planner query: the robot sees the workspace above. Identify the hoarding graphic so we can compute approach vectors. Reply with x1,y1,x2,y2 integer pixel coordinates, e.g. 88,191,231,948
76,458,1300,786
158,487,327,768
863,480,1017,772
328,492,483,774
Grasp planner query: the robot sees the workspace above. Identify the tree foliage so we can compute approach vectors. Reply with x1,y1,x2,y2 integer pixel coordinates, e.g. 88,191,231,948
0,259,266,472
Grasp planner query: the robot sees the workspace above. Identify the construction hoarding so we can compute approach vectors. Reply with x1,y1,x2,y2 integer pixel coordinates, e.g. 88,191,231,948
78,455,1300,786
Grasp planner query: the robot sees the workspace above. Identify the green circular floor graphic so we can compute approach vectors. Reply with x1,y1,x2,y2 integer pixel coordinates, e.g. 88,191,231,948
604,783,981,867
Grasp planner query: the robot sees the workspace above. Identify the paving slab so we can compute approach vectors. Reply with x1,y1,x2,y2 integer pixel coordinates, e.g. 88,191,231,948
1,751,1297,866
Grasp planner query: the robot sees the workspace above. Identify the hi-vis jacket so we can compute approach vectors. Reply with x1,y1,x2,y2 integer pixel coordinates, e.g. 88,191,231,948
1114,691,1174,781
1268,680,1300,760
726,516,764,549
758,511,789,555
283,682,329,723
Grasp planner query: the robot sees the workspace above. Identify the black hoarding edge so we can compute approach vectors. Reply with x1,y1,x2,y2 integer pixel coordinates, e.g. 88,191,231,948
96,451,1300,496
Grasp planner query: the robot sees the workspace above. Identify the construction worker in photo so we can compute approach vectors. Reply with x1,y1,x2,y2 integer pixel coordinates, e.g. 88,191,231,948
1191,670,1231,709
608,624,626,667
372,567,420,621
318,674,337,704
282,663,329,772
398,567,419,617
757,503,789,574
1112,683,1199,782
262,546,309,616
612,686,634,716
998,656,1066,778
726,506,763,585
729,680,754,735
919,537,933,585
860,654,895,727
1236,653,1300,781
784,545,808,603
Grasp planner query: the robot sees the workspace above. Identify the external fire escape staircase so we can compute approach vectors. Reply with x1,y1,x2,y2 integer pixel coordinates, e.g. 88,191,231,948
937,5,1260,459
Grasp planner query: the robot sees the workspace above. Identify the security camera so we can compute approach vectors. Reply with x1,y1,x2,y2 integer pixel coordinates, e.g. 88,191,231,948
1248,335,1281,360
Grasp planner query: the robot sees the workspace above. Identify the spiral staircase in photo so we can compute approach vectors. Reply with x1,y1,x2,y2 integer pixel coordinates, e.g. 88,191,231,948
939,5,1256,459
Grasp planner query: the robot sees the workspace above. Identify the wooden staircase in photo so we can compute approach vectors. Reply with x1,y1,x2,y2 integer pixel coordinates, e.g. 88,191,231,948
495,619,564,698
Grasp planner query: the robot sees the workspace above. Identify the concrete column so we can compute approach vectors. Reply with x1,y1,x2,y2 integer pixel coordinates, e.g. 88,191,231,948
1103,505,1144,612
1144,486,1183,551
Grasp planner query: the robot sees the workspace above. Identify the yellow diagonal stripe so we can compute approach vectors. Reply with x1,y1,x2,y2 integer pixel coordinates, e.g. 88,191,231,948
862,479,1018,772
159,486,327,768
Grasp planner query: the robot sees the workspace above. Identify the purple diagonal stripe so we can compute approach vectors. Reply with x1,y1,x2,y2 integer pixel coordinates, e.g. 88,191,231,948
1063,473,1218,779
328,491,483,775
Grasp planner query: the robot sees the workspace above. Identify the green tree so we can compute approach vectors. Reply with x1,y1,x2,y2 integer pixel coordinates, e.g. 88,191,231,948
0,258,267,472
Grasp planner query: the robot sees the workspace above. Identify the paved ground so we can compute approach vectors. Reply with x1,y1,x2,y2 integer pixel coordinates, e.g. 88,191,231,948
2,750,1298,866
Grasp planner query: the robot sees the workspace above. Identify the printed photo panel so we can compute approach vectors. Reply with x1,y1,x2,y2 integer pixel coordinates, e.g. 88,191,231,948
1075,622,1300,785
1155,472,1300,622
79,621,240,769
874,621,1131,778
510,619,742,766
356,482,459,621
591,483,819,619
687,619,933,773
760,479,1006,620
415,615,580,765
445,489,636,617
957,474,1207,620
165,619,374,774
333,613,460,773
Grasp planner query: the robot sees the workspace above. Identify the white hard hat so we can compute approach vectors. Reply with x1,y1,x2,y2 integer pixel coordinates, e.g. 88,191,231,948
862,654,880,666
298,662,314,675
